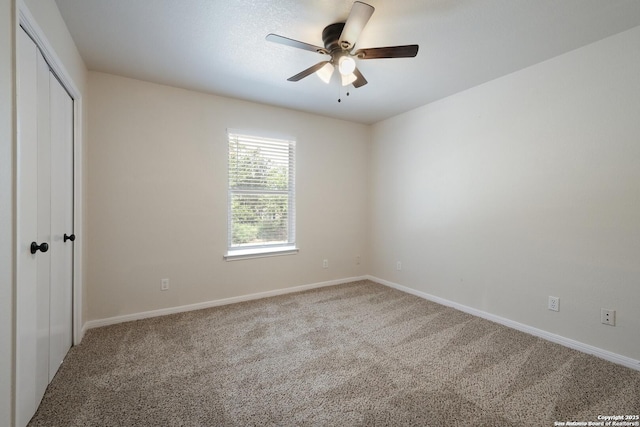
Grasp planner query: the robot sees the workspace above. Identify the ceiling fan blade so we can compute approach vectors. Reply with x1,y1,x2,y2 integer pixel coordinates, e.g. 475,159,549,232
339,2,375,50
354,45,419,59
266,34,328,54
287,61,332,82
352,67,368,88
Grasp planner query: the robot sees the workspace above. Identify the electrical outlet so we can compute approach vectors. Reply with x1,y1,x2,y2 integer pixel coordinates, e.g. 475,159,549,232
601,308,616,326
396,261,402,271
161,278,169,291
356,255,361,265
548,296,559,312
323,259,328,269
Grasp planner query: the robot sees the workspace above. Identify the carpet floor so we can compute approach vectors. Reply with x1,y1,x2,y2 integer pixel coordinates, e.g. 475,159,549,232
29,280,640,426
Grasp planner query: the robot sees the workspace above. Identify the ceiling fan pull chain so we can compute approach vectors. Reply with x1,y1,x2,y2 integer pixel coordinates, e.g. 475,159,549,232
337,85,352,103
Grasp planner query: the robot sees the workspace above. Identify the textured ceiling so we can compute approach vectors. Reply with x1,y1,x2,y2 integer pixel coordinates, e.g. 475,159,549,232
55,0,640,124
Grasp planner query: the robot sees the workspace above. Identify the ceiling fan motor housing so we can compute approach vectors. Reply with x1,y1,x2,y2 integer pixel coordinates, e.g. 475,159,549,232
322,23,347,52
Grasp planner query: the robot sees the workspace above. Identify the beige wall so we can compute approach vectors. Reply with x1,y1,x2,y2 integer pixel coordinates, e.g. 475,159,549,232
87,72,370,321
1,0,15,423
369,26,640,360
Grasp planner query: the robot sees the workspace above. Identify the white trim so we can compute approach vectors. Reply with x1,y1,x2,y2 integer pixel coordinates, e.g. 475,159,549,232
18,4,80,98
72,90,84,345
80,322,89,341
367,275,640,372
226,128,296,143
224,246,299,261
84,276,368,330
18,1,85,345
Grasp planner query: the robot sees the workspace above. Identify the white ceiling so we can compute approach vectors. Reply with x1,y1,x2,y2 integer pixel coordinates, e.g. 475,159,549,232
54,0,640,124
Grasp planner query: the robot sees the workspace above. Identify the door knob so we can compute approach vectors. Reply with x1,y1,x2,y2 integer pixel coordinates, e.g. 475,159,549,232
64,233,76,242
30,242,49,254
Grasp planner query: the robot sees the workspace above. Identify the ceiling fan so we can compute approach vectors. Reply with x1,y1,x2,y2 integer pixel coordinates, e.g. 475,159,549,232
266,1,419,89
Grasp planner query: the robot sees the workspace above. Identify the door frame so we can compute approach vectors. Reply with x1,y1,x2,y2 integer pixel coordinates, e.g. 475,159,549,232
18,1,84,345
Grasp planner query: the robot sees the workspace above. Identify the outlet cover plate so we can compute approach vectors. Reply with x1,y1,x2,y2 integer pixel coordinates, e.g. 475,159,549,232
601,308,616,326
548,296,559,312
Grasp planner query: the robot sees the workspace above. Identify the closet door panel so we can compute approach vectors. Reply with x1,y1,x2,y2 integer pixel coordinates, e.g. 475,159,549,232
49,74,74,380
35,42,52,407
16,27,40,427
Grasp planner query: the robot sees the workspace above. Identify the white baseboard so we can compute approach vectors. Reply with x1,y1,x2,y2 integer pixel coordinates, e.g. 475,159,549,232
367,275,640,372
82,276,368,332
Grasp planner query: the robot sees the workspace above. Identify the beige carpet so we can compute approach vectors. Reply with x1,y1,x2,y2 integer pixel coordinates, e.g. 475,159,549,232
29,280,640,426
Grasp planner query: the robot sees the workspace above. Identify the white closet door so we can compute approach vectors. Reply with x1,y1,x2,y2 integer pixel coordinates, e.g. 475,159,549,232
17,27,52,426
49,73,74,380
16,26,40,427
16,26,74,427
35,34,52,406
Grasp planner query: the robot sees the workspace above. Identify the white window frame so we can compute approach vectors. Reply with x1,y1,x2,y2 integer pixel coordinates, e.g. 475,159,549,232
224,130,298,261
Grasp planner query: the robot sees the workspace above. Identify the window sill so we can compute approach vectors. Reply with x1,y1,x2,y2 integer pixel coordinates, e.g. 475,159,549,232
224,246,299,261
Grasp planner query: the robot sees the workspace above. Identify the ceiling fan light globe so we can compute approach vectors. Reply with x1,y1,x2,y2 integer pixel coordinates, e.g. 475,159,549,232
341,73,357,86
338,56,356,76
316,62,335,84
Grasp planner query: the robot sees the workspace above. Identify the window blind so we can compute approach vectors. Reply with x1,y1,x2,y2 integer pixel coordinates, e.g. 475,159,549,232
227,132,296,251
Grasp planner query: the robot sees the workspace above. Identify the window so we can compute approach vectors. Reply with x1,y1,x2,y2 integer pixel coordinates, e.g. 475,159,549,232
225,131,297,260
